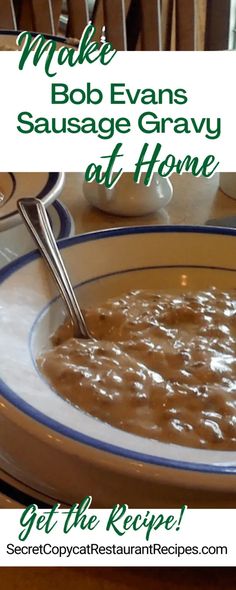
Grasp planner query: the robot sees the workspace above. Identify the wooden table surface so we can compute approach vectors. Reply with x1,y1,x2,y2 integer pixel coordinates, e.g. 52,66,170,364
2,171,236,587
2,566,236,590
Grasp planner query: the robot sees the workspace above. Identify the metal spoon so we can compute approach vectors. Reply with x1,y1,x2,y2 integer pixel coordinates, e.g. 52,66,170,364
0,191,6,207
17,197,91,339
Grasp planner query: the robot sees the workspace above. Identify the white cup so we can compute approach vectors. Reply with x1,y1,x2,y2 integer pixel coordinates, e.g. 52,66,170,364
219,173,236,200
83,173,173,216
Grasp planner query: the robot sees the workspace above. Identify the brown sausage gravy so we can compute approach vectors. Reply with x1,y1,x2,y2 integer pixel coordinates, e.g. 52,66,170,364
38,288,236,450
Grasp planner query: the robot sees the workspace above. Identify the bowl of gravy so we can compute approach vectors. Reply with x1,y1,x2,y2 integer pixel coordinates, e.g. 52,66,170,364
1,226,236,507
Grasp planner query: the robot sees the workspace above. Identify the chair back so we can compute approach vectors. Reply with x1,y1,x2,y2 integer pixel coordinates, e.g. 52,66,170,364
0,0,232,50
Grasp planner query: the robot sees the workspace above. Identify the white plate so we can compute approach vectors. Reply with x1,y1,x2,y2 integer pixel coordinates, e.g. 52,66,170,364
1,226,236,508
0,199,74,269
0,172,65,231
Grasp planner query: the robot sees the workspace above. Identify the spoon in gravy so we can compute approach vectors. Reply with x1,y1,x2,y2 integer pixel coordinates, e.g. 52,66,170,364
17,197,91,339
0,191,6,207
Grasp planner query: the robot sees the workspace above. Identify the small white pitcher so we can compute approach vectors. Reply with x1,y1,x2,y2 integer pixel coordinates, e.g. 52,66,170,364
83,173,173,216
220,173,236,200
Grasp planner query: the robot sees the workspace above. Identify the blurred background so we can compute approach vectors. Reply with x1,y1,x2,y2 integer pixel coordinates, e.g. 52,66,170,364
0,0,235,51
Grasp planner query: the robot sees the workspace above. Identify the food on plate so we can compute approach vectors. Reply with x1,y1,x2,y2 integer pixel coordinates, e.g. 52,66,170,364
38,287,236,450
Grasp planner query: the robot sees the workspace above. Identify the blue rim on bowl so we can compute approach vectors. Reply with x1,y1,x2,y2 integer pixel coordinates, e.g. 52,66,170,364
0,199,73,270
1,225,236,476
51,199,73,240
0,172,65,232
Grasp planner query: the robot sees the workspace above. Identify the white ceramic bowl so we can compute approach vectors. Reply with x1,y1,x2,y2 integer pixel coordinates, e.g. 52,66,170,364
1,226,236,508
0,199,74,269
0,172,65,232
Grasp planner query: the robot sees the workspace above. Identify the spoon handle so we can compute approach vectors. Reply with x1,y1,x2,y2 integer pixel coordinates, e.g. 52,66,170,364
17,197,90,339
